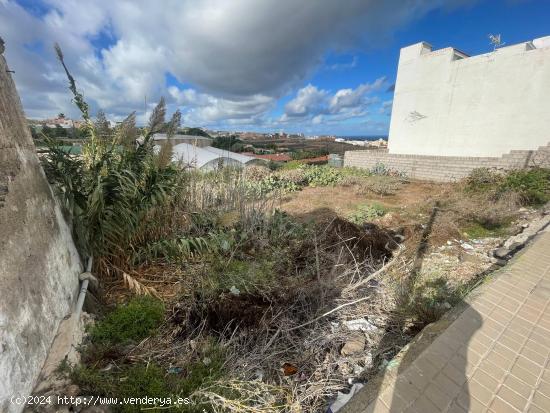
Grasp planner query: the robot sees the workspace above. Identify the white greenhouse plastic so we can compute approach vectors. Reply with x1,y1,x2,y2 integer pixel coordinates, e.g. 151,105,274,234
203,146,263,165
171,143,241,170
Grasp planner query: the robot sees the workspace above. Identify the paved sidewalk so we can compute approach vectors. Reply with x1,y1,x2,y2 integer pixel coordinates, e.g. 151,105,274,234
343,230,550,413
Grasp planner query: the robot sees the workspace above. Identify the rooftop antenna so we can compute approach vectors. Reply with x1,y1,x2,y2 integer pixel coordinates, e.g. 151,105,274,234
489,34,505,50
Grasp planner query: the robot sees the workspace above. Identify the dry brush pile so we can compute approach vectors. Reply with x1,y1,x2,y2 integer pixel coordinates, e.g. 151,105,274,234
59,166,413,413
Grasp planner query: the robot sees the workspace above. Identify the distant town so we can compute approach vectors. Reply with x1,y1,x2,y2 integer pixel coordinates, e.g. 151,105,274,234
27,114,388,165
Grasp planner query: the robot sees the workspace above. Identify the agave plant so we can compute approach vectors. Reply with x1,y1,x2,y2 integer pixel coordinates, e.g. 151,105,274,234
43,44,182,276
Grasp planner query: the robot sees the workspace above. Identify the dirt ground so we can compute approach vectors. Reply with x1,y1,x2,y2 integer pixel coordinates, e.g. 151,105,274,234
279,180,445,221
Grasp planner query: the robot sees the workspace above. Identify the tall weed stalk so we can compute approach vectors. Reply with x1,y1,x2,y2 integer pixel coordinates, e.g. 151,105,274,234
44,44,181,276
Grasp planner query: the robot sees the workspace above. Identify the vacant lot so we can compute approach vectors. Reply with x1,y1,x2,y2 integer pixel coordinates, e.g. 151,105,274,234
45,156,549,412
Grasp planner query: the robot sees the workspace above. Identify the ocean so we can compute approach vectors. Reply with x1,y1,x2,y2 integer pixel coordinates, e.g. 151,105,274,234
336,136,388,141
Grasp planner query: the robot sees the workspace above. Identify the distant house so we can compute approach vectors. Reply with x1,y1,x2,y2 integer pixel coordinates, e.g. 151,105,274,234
369,139,387,148
44,116,75,129
29,116,84,131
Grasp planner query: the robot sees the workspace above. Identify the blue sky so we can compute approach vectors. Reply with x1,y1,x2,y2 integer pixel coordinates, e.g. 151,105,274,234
1,0,549,135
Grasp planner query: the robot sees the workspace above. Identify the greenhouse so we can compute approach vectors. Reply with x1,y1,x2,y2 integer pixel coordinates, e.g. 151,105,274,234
203,146,265,165
170,143,241,170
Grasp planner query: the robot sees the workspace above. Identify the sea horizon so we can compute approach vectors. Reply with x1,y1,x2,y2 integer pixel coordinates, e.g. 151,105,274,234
336,135,388,141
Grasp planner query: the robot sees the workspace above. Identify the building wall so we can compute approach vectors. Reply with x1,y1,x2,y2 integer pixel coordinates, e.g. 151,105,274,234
344,143,550,182
388,37,550,157
0,50,82,412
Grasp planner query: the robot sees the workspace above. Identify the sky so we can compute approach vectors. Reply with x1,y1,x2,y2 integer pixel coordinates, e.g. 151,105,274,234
1,0,549,136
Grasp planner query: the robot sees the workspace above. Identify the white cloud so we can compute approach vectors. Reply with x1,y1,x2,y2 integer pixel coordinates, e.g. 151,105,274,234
168,86,275,124
281,78,384,124
0,0,477,127
312,115,323,125
329,77,385,113
282,85,328,119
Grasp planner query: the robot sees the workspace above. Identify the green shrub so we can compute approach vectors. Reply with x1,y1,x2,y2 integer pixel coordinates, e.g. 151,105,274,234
461,221,510,239
205,258,276,296
370,162,406,177
348,203,386,225
212,135,242,150
134,233,228,265
177,343,225,396
340,166,372,178
465,168,504,192
280,160,305,170
499,168,550,205
73,347,225,413
290,149,328,160
73,364,170,412
244,175,300,195
407,278,464,324
302,165,342,186
243,165,391,194
90,296,164,345
466,167,550,206
266,210,311,245
267,160,282,171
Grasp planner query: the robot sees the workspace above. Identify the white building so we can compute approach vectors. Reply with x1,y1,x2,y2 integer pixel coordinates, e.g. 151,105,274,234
388,36,550,157
44,116,76,129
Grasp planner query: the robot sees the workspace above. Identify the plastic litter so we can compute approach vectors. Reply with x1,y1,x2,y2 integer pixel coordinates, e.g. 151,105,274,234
327,383,364,412
344,318,378,333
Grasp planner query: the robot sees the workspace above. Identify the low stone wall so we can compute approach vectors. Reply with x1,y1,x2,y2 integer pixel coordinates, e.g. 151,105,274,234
344,143,550,182
0,49,82,412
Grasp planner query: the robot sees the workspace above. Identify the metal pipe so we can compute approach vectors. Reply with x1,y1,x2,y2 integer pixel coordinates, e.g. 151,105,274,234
75,256,93,318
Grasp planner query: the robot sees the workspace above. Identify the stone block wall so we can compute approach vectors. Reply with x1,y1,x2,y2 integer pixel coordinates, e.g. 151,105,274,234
344,143,550,182
0,47,82,412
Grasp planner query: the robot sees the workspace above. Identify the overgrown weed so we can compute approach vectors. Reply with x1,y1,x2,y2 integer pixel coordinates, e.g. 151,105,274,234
348,202,387,225
73,348,225,412
89,296,164,345
466,167,550,206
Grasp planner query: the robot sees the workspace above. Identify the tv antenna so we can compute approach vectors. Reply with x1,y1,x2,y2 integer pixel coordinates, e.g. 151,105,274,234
488,34,505,50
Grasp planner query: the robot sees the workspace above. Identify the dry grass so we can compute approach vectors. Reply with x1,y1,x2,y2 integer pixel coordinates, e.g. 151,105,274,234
192,379,299,412
94,172,528,412
113,210,405,412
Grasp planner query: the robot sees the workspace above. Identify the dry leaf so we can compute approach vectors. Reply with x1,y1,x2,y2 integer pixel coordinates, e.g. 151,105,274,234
123,272,160,298
282,362,298,376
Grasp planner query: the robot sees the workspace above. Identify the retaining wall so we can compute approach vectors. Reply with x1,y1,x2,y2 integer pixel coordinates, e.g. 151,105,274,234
344,143,550,182
0,45,82,412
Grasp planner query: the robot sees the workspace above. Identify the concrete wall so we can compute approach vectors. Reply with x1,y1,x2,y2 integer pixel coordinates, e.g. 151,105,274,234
0,47,82,411
388,36,550,157
344,142,550,182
